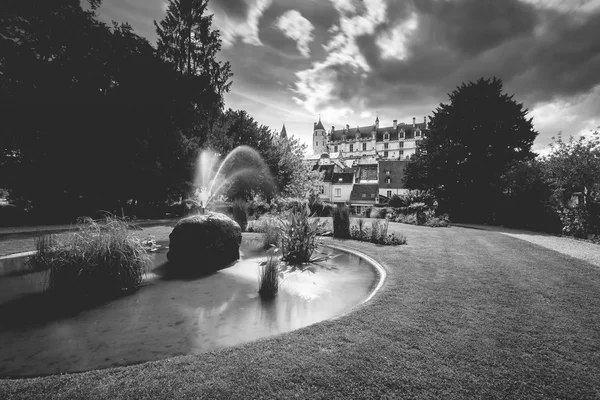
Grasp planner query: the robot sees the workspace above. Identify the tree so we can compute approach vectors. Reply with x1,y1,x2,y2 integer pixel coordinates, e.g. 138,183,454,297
154,0,233,123
404,77,538,221
542,132,600,237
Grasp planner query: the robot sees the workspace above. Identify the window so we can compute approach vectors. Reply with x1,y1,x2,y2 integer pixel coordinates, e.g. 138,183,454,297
384,151,388,158
385,170,390,175
399,141,404,148
384,143,389,150
320,186,325,195
384,132,389,141
387,190,392,198
350,144,354,152
362,193,366,198
316,141,318,146
334,145,338,152
399,150,404,157
335,188,341,197
385,177,391,184
399,130,404,138
416,129,421,137
362,142,367,151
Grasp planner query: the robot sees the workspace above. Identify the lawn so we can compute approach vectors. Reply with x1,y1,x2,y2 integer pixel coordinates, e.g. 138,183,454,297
1,222,599,399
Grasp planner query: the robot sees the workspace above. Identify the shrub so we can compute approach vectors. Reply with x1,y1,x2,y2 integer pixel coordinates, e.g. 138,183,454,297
247,214,283,249
279,205,327,265
369,207,386,219
258,251,280,299
27,216,151,302
231,199,248,232
333,204,351,238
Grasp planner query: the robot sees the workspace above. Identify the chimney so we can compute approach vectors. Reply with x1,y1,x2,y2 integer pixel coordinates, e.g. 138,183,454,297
424,116,427,129
412,117,416,128
332,125,335,134
393,119,397,129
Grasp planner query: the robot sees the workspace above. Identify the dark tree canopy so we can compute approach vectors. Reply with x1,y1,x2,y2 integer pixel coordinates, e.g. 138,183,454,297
404,77,538,221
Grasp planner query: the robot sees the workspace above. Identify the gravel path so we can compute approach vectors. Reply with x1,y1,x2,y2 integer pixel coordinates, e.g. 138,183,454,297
456,224,600,268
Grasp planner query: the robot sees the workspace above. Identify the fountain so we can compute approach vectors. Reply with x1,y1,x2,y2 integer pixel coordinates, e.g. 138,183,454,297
166,146,275,274
0,146,385,378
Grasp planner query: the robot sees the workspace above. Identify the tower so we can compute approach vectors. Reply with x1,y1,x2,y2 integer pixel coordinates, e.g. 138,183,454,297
313,116,327,154
280,123,287,139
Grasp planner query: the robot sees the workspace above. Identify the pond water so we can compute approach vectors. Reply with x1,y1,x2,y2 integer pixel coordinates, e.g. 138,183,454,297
0,238,379,378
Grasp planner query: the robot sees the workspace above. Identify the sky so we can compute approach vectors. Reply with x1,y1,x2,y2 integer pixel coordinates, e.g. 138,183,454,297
95,0,600,155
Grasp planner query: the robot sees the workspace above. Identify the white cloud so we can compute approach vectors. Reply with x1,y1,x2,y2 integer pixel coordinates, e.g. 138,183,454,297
212,0,272,47
529,84,600,154
292,0,388,115
376,12,418,60
275,10,315,58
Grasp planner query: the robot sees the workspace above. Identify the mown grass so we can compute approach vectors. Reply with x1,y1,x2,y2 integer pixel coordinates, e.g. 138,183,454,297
1,223,600,399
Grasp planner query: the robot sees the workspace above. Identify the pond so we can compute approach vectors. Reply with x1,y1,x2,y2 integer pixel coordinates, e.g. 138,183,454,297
0,238,380,378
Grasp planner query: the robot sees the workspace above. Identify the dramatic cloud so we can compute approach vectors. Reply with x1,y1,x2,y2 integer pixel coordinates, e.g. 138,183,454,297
275,10,315,58
97,0,600,150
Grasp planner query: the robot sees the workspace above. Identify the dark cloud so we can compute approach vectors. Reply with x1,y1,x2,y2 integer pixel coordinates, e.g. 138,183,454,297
417,0,539,55
209,0,249,20
345,0,600,112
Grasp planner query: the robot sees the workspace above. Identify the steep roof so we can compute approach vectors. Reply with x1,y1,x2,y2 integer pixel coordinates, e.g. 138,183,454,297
329,122,426,142
350,184,379,203
332,172,354,184
280,124,287,138
379,160,409,189
315,118,325,131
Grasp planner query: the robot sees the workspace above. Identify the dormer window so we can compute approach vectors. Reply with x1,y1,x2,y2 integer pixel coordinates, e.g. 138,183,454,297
385,177,391,184
385,170,390,175
384,132,389,141
399,129,404,139
416,129,421,137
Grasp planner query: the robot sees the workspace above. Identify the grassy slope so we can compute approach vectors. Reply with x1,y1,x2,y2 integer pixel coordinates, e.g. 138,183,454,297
1,224,600,399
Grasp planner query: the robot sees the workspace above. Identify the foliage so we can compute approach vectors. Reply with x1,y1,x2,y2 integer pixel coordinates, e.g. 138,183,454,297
279,205,327,265
542,133,600,237
350,219,407,245
0,0,233,222
258,251,280,299
404,77,538,222
26,216,151,302
389,190,437,209
231,199,248,232
369,207,386,219
333,205,351,239
247,214,283,249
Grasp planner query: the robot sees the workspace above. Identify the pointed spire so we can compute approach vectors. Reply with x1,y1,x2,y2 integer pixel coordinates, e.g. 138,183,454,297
315,115,325,131
280,123,287,138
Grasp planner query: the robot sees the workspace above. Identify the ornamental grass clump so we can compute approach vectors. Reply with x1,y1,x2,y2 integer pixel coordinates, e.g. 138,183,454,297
258,251,280,299
333,204,351,238
279,205,328,265
27,216,151,303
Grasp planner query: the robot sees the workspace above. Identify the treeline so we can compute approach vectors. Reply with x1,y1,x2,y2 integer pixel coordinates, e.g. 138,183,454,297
0,0,307,225
405,78,600,239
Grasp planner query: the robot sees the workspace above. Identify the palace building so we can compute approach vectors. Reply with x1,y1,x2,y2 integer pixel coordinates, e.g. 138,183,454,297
302,115,428,214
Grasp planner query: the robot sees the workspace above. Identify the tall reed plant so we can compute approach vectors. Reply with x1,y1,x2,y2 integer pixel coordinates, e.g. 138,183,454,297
27,216,151,302
258,253,280,299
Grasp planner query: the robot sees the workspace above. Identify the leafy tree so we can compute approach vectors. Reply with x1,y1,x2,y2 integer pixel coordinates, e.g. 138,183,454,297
404,77,538,221
542,132,600,237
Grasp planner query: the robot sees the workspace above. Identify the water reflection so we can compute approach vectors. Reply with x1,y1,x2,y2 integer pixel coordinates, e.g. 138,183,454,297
0,239,377,377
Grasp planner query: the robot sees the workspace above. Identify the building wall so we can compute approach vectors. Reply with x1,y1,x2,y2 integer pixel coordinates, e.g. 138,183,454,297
379,188,410,198
319,182,332,202
331,184,352,203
